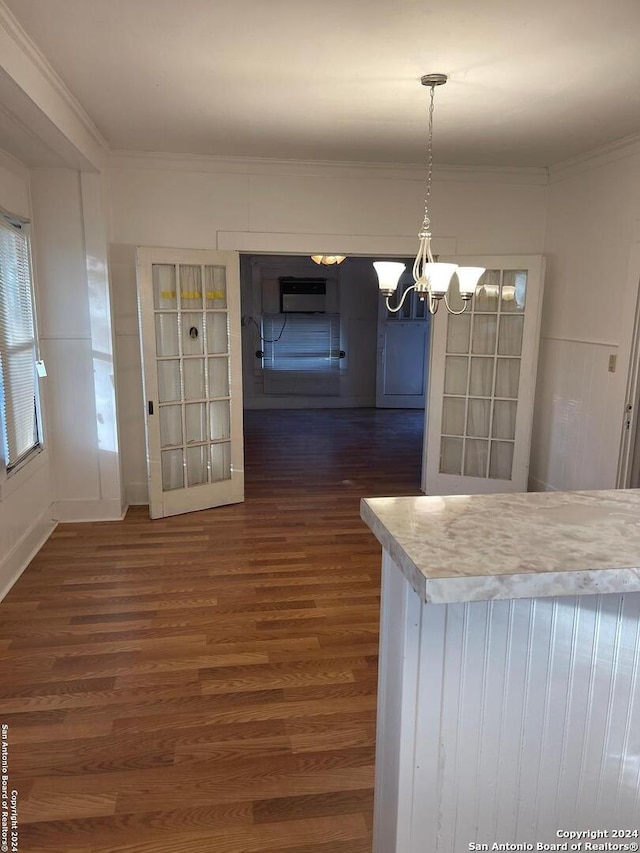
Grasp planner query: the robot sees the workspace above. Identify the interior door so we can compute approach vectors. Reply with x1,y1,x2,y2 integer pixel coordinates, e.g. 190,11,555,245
423,255,545,495
376,280,430,409
136,247,244,518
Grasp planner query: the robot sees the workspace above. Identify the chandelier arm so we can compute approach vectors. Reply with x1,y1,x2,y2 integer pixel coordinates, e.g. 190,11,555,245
385,284,416,314
443,292,470,315
427,294,440,315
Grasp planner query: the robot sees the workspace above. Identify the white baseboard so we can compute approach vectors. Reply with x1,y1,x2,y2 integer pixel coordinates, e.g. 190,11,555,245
243,396,376,410
0,507,57,601
126,482,149,506
52,498,126,522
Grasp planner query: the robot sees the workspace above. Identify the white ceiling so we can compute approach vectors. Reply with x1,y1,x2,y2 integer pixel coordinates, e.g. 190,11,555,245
4,0,640,168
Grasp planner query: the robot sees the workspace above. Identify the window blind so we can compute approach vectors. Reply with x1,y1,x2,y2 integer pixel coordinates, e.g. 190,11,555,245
0,218,40,472
262,313,340,395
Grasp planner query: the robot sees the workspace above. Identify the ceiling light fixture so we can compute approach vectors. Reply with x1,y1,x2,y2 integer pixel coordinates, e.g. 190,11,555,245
311,254,346,266
373,74,485,315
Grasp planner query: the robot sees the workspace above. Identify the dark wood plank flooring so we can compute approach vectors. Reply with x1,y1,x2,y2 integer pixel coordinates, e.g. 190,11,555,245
0,408,423,852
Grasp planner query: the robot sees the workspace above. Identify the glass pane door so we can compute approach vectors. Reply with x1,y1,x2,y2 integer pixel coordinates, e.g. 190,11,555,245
154,263,232,491
440,270,526,481
424,256,545,495
137,248,243,518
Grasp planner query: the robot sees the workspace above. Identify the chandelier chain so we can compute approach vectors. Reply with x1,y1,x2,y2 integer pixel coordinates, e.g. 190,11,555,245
421,83,436,236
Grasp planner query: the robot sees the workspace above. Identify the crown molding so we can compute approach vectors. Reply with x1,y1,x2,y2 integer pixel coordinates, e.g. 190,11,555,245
549,132,640,182
108,149,549,186
0,2,108,165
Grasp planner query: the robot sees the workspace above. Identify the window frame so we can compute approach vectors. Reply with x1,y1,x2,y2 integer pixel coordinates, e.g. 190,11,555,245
0,211,44,490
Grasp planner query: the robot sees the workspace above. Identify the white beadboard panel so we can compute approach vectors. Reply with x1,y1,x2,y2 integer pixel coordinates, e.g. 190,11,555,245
40,337,101,502
30,168,92,340
247,175,547,255
0,460,54,599
114,332,147,499
530,337,621,491
0,505,55,601
80,172,122,507
542,155,639,348
52,497,124,522
373,553,413,853
375,561,640,853
108,168,249,247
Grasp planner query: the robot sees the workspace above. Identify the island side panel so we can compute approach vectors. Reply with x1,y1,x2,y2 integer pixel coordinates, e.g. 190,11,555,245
403,591,640,852
373,550,422,853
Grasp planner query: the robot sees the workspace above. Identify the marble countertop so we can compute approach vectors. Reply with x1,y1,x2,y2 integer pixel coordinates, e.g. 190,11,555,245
361,489,640,604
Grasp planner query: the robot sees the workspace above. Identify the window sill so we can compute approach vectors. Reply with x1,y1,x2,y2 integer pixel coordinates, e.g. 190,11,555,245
0,447,49,502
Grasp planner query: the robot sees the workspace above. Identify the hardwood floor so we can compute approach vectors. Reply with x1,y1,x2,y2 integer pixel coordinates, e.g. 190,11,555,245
1,408,423,852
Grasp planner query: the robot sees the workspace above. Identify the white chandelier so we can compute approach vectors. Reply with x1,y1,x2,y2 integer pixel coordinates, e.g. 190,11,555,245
374,74,485,315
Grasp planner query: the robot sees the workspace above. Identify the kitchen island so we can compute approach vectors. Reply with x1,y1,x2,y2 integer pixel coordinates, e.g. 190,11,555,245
361,489,640,853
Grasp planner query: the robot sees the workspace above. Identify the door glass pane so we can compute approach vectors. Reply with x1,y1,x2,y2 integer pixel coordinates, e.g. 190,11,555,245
179,265,202,310
475,270,500,312
498,315,524,356
442,397,466,436
153,264,176,310
489,441,514,480
440,437,462,475
184,359,205,400
472,315,497,355
185,403,208,443
187,446,208,486
467,399,491,438
211,442,232,482
210,400,231,441
444,356,468,395
162,449,184,491
160,405,182,447
205,266,227,309
182,313,204,355
469,358,494,397
209,357,230,397
206,313,229,354
493,400,517,440
414,296,426,319
446,314,471,354
464,439,489,478
501,270,527,312
157,360,181,402
495,358,520,398
155,314,179,357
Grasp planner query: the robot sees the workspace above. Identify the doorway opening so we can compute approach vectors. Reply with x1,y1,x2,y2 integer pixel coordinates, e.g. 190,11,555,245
238,253,427,497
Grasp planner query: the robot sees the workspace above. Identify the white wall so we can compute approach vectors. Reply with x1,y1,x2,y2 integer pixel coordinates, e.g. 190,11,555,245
0,150,55,598
30,167,123,521
108,154,548,503
530,146,640,491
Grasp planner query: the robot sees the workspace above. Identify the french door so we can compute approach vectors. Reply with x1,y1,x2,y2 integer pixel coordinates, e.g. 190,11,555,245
136,247,244,518
423,255,545,495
